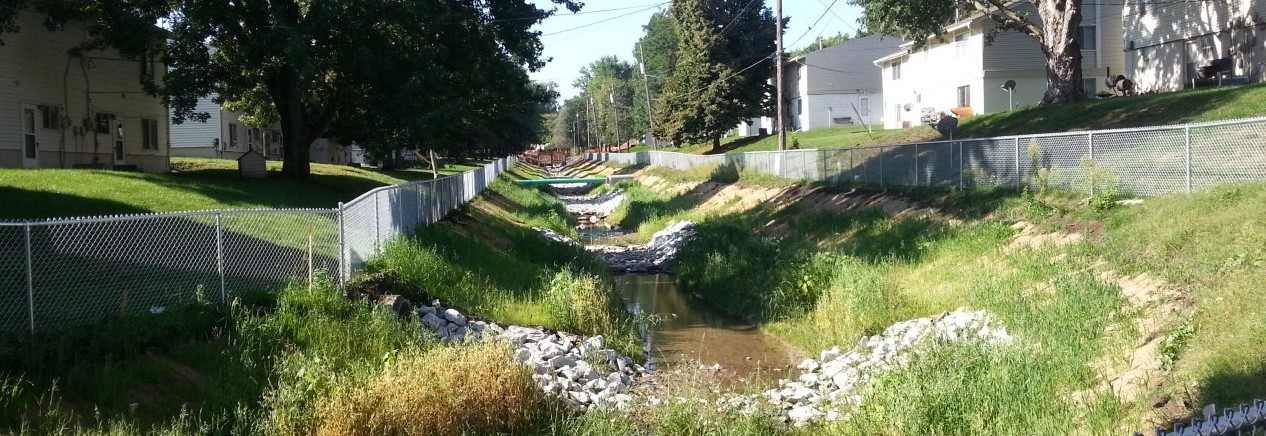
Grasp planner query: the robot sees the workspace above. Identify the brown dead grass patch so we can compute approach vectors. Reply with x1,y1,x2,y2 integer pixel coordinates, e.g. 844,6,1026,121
314,343,553,436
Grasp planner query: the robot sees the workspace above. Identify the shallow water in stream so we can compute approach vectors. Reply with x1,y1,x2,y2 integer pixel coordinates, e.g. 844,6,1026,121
616,274,796,381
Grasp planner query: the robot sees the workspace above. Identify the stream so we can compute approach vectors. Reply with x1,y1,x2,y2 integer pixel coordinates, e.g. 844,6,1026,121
616,274,795,381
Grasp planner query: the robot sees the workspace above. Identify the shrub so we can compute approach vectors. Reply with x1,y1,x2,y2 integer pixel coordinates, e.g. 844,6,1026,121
313,343,553,436
540,268,629,340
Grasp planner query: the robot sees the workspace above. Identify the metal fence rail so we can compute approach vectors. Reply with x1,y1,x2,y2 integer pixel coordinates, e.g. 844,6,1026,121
0,157,513,334
589,117,1266,196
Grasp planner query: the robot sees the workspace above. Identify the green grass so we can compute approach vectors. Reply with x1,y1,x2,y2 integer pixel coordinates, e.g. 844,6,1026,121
0,168,643,435
626,83,1266,155
0,157,489,220
610,162,1266,433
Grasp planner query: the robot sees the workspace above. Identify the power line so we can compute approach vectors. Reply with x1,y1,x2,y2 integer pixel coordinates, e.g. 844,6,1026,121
542,3,667,37
788,0,841,48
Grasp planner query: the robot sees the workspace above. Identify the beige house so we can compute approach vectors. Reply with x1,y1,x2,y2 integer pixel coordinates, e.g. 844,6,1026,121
0,9,169,173
171,95,353,165
1124,0,1266,91
875,3,1125,129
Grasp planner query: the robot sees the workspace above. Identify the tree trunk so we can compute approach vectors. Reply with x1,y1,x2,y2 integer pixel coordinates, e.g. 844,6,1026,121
711,136,721,152
1037,0,1085,106
271,69,314,180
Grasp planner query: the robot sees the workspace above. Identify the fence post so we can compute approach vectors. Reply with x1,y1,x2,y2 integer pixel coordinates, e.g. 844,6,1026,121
24,223,34,334
1014,138,1021,189
879,145,885,187
1184,126,1192,193
849,148,854,183
914,143,920,186
958,142,964,190
215,213,226,304
374,192,381,250
336,203,347,289
1087,132,1096,196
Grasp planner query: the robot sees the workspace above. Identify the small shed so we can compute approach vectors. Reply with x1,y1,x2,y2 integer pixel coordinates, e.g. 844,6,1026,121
237,149,267,179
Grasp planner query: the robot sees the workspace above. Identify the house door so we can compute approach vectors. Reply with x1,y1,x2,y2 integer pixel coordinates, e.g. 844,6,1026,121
112,118,126,165
21,105,38,168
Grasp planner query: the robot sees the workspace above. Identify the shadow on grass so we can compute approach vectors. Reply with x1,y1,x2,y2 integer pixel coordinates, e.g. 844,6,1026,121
616,164,736,230
702,135,770,155
0,186,151,220
1162,362,1266,432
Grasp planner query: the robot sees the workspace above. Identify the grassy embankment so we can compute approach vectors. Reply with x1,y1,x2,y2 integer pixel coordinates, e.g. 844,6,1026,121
603,160,1266,434
0,157,487,220
626,82,1266,155
0,164,643,434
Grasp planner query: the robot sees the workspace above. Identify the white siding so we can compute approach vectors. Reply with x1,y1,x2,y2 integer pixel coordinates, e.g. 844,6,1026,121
170,95,222,149
1124,0,1266,91
785,35,904,131
0,10,169,172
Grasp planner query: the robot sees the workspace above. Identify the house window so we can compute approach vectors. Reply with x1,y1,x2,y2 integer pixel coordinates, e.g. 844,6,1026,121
1081,78,1097,95
891,61,901,80
139,52,157,80
95,113,115,134
795,99,802,115
860,97,870,116
955,33,969,56
1079,3,1098,51
141,118,159,149
957,85,971,108
40,106,61,129
228,123,239,149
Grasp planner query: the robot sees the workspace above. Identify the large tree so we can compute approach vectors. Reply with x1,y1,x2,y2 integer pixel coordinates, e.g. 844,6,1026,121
652,0,778,151
572,56,634,150
630,10,677,141
2,0,581,179
852,0,1085,105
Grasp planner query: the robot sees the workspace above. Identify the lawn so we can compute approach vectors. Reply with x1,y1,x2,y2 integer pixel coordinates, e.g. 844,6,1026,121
0,157,490,220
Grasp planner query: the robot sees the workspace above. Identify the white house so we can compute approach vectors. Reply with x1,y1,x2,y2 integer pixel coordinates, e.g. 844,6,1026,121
170,96,284,160
875,2,1125,129
785,35,907,131
1123,0,1266,92
0,9,170,173
170,95,352,165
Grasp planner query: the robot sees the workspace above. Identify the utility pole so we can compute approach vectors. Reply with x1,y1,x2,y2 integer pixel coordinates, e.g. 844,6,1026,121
776,0,786,151
586,97,593,151
611,88,620,152
638,42,657,149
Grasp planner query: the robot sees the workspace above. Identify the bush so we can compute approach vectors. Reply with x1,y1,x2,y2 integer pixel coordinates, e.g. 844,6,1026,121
540,268,630,341
313,343,553,436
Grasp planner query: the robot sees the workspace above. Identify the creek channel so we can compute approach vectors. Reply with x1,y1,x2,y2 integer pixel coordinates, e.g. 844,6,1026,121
552,182,795,382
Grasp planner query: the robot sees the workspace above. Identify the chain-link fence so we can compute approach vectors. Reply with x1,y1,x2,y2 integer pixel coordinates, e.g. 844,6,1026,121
590,117,1266,196
0,157,513,334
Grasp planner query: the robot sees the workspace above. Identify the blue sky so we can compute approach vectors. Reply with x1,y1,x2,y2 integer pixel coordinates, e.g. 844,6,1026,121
528,0,866,102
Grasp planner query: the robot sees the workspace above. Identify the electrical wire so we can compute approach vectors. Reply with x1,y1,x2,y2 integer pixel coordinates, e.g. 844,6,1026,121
542,3,667,37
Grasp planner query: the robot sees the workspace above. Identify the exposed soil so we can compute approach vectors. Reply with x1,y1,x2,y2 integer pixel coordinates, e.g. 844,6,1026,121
1093,271,1194,426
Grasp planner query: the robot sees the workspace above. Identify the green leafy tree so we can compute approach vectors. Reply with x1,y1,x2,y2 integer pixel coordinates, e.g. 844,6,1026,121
652,0,778,151
573,56,634,151
851,0,1085,105
630,10,677,139
2,0,582,179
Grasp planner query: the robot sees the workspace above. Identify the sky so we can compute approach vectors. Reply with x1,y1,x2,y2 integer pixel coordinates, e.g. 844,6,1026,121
528,0,866,103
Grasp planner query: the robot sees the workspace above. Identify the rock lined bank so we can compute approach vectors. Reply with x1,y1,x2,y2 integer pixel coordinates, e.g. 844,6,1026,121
554,189,626,218
759,308,1013,426
535,221,697,273
416,299,645,410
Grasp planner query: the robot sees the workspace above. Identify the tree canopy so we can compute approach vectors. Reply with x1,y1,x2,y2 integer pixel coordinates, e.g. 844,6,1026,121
652,0,779,150
851,0,1086,105
1,0,580,178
